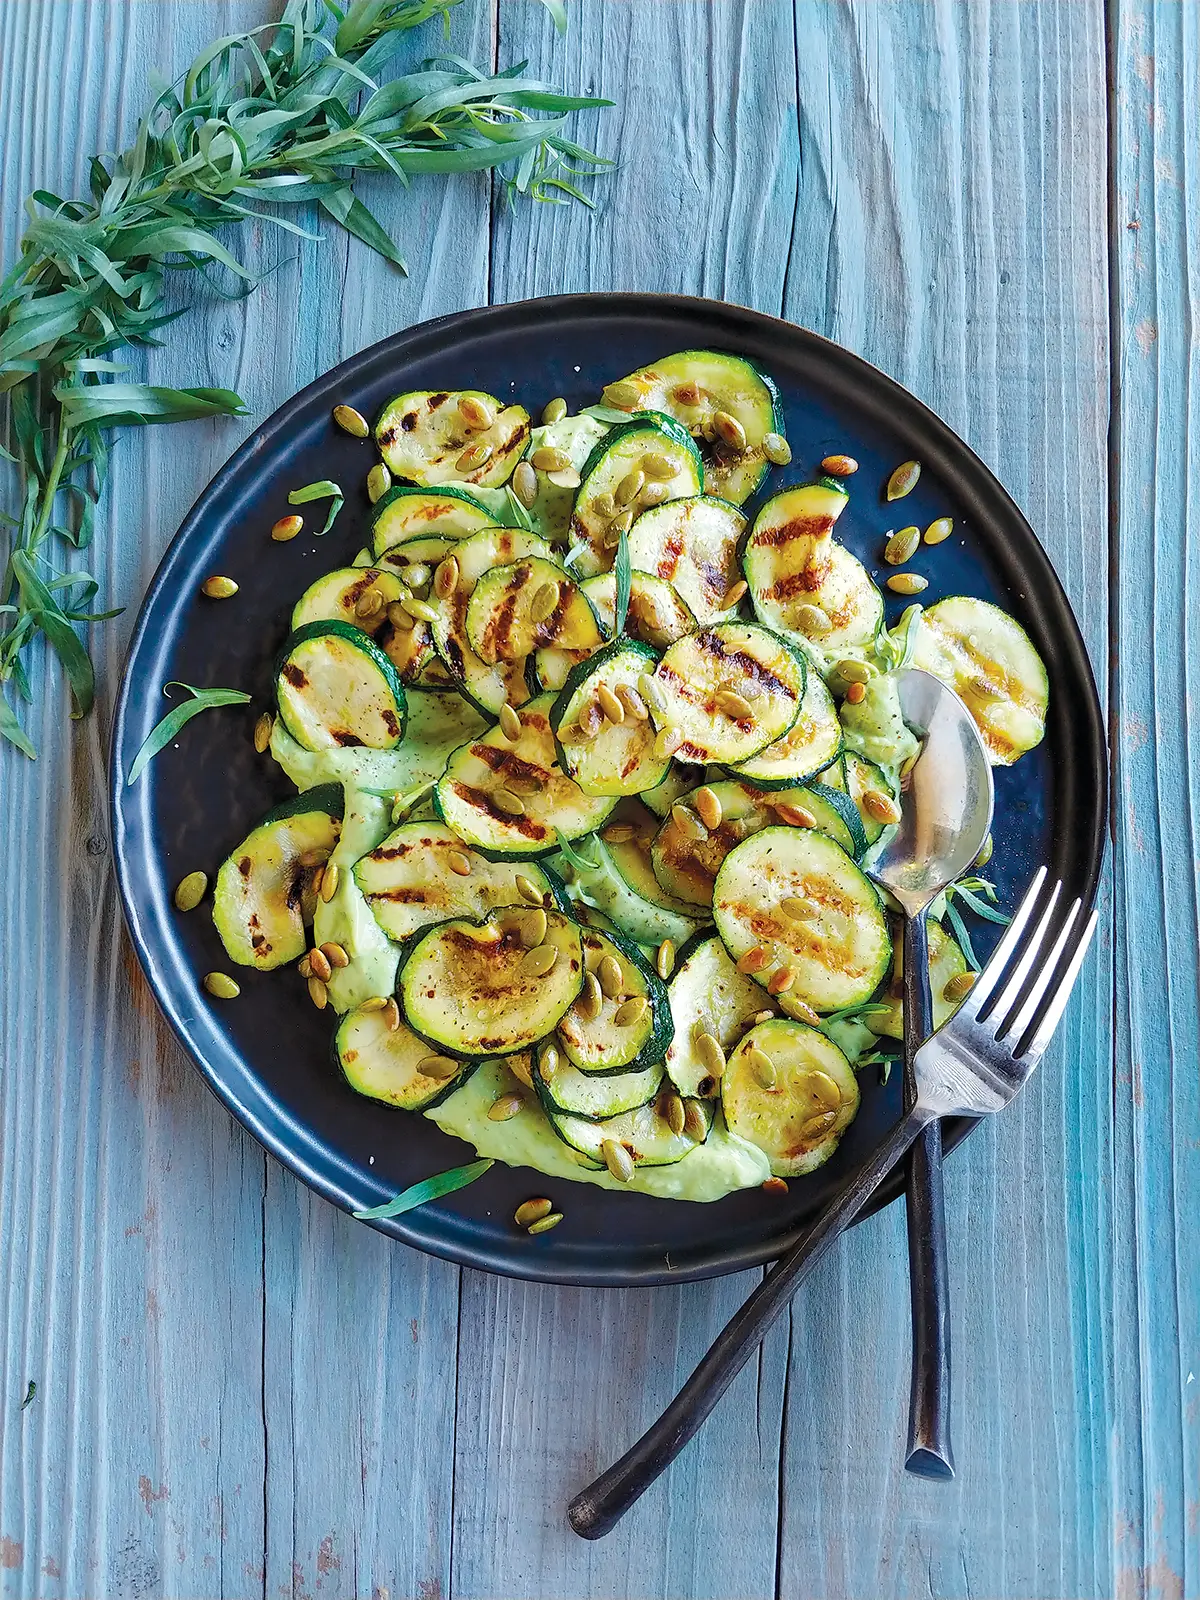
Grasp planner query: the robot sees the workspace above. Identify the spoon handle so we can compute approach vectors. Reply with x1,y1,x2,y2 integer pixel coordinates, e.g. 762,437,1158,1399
902,906,955,1478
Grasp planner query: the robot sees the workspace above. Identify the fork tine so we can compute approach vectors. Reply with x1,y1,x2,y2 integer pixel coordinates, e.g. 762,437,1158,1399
1025,909,1099,1061
1004,898,1082,1044
981,880,1062,1035
964,865,1048,1016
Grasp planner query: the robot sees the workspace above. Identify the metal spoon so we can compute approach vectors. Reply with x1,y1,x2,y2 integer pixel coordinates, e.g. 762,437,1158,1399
868,667,994,1478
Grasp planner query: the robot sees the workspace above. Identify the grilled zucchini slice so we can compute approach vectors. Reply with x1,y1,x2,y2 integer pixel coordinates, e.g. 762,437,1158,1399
712,826,892,1011
375,390,530,489
353,822,562,941
397,907,584,1056
569,415,703,577
729,667,842,788
551,639,669,797
435,692,615,859
545,1094,713,1167
567,812,707,948
626,496,746,622
722,1018,859,1176
291,567,435,684
600,351,784,505
464,557,603,664
664,932,777,1097
276,621,407,751
642,761,700,819
652,621,807,765
871,920,970,1041
212,786,343,970
532,644,596,694
745,484,885,651
335,1004,472,1109
789,776,870,860
533,1041,663,1120
650,778,777,907
430,526,551,714
555,927,672,1074
370,485,495,556
580,571,696,649
911,596,1048,765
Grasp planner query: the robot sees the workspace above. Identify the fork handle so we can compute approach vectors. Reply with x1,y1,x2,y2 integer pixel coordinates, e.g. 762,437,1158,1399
567,1101,937,1540
902,908,955,1479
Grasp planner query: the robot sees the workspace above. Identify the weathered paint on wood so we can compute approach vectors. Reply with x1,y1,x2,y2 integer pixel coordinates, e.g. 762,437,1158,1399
0,0,1190,1595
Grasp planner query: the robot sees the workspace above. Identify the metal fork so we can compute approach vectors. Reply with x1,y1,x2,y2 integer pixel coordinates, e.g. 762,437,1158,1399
568,868,1099,1539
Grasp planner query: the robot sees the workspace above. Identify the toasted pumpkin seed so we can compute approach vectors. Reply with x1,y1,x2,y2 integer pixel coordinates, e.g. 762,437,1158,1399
201,575,238,599
308,947,333,983
540,396,568,425
653,726,683,760
884,526,921,566
592,491,617,519
607,508,634,541
457,441,494,473
975,833,994,868
763,432,792,466
596,683,625,724
601,822,635,844
253,712,274,753
747,1047,777,1089
615,684,649,721
696,1031,726,1077
713,410,747,452
767,966,797,995
403,596,441,625
548,466,582,490
387,601,415,631
174,871,208,912
664,1091,686,1136
320,941,349,969
682,1101,708,1141
924,516,954,546
835,658,872,684
488,1092,524,1122
887,572,929,595
307,975,328,1010
203,971,240,999
801,1110,838,1141
459,395,495,431
366,463,392,504
780,895,817,922
716,690,754,720
531,445,571,473
522,943,559,978
615,468,645,506
519,907,548,949
820,454,858,476
597,954,625,999
944,971,978,1004
416,1054,460,1082
639,671,667,713
886,459,921,500
318,861,339,902
530,581,561,623
673,380,703,406
752,1009,775,1026
270,514,303,542
333,403,369,438
509,876,541,910
720,580,748,610
656,939,675,980
528,1210,564,1235
795,603,831,635
808,1070,842,1110
670,802,707,842
576,972,603,1021
762,1175,790,1194
862,788,901,824
845,681,866,705
355,587,384,620
774,802,817,829
602,380,641,410
359,995,389,1012
446,850,472,878
780,994,822,1027
434,556,460,600
641,482,671,508
737,946,769,975
512,460,538,508
614,996,648,1029
539,1041,560,1079
602,1139,635,1182
382,998,401,1032
297,955,313,980
693,786,722,830
636,452,672,482
492,788,526,817
515,1197,554,1227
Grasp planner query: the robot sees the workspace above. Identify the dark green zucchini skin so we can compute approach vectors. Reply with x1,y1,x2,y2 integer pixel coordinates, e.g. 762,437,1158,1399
556,922,675,1076
261,782,346,825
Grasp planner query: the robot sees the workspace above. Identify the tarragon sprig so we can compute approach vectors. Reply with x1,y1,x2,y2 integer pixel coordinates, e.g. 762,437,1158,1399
0,0,610,756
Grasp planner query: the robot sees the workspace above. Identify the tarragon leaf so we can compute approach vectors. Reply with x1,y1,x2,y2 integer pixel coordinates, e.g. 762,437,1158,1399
126,681,251,784
352,1157,493,1221
613,529,631,636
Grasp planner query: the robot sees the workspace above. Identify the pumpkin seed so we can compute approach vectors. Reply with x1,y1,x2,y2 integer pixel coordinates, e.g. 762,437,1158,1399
664,1091,686,1136
602,380,641,410
459,395,495,431
382,998,401,1032
820,454,858,476
716,690,754,719
253,712,274,753
203,971,240,999
307,975,328,1010
643,481,673,509
201,575,238,599
355,587,384,619
862,788,901,824
531,445,572,473
548,466,581,490
530,581,561,623
751,1009,775,1025
522,943,559,978
924,516,954,546
508,875,540,909
512,460,538,508
270,514,303,542
607,508,634,540
446,850,472,878
539,1041,560,1079
592,491,617,519
320,941,349,969
297,956,313,980
887,572,929,595
693,786,722,830
763,432,792,466
795,603,831,635
884,526,921,566
720,580,748,610
886,459,921,500
774,802,817,829
943,971,978,1004
527,1211,563,1235
596,683,625,724
736,946,769,974
174,871,208,912
656,939,675,980
434,557,460,600
317,861,339,902
614,996,648,1029
519,907,548,949
417,1054,461,1081
488,1092,524,1122
456,441,493,473
615,468,645,506
835,658,872,684
673,380,702,406
638,672,667,713
653,727,683,760
403,563,432,592
359,996,389,1012
808,1070,842,1111
515,1197,554,1228
780,895,817,922
541,396,568,425
712,410,747,452
975,833,994,868
747,1047,776,1089
491,788,526,817
333,403,369,438
601,1139,635,1182
615,684,648,721
387,601,415,631
577,972,603,1021
488,707,520,751
845,681,866,704
696,1031,726,1077
366,463,391,504
402,596,441,624
308,947,333,983
670,802,707,842
601,822,635,844
640,452,676,481
762,1175,789,1194
801,1110,838,1141
597,954,625,1000
767,966,797,995
682,1101,708,1141
780,994,821,1027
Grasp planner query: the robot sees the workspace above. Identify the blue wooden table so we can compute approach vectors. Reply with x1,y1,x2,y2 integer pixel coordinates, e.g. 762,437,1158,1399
1,2,1195,1595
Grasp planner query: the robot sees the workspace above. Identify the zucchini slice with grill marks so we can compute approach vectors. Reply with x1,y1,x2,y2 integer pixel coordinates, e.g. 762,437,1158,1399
465,557,603,663
600,351,784,505
650,778,777,906
397,907,584,1056
435,692,615,859
291,567,435,684
569,415,703,577
911,595,1048,765
335,1003,472,1109
580,571,696,649
626,496,746,623
664,932,778,1097
430,526,551,714
555,927,672,1074
722,1018,859,1176
730,667,842,788
872,920,970,1041
375,390,530,489
652,621,806,765
276,621,407,751
713,825,892,1011
212,785,343,970
545,1094,713,1168
353,821,564,941
745,484,885,651
533,1041,663,1120
551,639,669,797
370,485,495,556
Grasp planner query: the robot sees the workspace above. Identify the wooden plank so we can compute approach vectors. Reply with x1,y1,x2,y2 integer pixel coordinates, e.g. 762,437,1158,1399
1111,4,1200,1597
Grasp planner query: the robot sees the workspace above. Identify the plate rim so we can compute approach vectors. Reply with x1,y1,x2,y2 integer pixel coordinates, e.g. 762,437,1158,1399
109,291,1109,1286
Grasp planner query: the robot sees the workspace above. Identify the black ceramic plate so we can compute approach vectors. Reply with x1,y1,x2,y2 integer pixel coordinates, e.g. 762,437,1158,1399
111,294,1106,1286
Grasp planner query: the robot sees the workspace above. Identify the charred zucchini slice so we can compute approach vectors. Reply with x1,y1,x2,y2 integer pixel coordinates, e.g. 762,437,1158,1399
276,621,407,751
397,907,584,1056
353,821,562,941
650,778,777,907
545,1094,713,1168
652,622,807,765
664,932,778,1097
712,826,892,1011
599,350,784,505
370,485,495,556
555,927,672,1074
722,1018,859,1176
375,390,530,489
212,786,343,970
291,567,434,684
872,920,970,1041
533,1041,663,1120
911,596,1048,765
430,526,552,714
745,484,884,651
464,557,603,664
569,415,703,577
626,496,746,622
729,667,842,788
551,639,669,797
435,692,615,859
335,1004,472,1109
580,571,696,649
